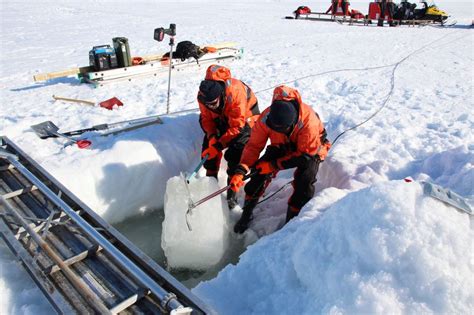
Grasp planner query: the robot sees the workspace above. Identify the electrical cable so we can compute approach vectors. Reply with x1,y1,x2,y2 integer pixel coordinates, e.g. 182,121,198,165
170,31,466,205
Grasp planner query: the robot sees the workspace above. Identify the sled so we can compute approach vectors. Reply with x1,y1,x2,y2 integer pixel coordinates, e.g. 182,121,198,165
82,46,242,87
422,182,472,216
286,12,336,22
286,1,451,27
33,42,241,86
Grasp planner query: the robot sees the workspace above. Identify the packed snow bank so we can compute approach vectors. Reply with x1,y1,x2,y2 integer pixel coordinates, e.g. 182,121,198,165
193,180,473,314
162,175,231,270
41,113,202,224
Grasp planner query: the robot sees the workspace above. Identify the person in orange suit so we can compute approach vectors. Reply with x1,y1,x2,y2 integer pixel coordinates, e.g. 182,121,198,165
198,64,260,209
230,85,331,233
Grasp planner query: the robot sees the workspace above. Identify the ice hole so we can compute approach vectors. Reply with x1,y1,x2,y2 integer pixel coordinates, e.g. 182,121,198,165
112,174,250,288
112,159,348,288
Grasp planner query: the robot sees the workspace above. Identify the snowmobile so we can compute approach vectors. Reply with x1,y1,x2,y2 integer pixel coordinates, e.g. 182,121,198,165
413,1,449,22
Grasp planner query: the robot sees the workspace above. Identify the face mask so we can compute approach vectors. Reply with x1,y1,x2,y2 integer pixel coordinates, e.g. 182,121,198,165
204,97,220,110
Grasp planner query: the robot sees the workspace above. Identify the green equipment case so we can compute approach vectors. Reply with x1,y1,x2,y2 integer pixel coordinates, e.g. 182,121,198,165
112,37,132,68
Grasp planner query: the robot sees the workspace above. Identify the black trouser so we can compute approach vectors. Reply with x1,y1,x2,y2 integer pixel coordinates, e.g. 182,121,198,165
288,157,320,211
201,125,251,179
244,146,285,199
244,146,321,212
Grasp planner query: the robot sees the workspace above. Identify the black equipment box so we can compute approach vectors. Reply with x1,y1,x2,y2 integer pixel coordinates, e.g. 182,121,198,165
89,45,118,71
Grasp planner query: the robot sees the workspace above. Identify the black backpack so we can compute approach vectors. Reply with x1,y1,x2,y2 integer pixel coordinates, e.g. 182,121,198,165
174,41,205,61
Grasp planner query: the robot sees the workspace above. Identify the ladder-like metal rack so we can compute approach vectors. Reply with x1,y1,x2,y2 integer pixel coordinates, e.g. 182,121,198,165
0,136,212,314
82,48,243,87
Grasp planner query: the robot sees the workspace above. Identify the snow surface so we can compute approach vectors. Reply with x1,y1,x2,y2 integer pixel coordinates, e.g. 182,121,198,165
1,0,473,314
194,181,473,314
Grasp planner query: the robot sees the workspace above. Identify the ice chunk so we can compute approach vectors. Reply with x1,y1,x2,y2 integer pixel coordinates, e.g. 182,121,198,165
162,174,230,270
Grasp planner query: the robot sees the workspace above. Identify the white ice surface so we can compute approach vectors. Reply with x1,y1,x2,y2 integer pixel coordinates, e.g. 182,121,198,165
162,175,230,270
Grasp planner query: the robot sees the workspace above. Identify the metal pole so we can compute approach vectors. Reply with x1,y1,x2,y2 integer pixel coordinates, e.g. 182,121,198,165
188,170,257,210
166,36,175,114
5,156,186,312
0,197,111,314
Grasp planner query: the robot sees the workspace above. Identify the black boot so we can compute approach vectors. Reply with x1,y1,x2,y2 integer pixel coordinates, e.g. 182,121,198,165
227,189,238,209
285,206,299,223
234,199,258,234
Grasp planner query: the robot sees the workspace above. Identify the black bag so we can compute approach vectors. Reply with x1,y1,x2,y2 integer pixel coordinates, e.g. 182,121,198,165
174,41,205,61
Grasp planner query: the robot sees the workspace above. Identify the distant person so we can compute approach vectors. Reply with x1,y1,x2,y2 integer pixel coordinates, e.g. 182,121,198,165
326,0,349,16
198,64,260,209
229,85,331,233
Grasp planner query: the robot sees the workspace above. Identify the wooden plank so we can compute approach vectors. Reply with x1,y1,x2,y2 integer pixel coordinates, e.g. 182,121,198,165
33,66,93,82
15,209,73,240
49,225,135,305
2,185,38,199
0,164,14,172
52,95,95,106
46,245,102,275
109,289,148,314
1,167,51,219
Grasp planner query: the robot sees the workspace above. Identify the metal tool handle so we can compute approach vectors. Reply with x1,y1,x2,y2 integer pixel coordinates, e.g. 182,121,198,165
166,35,175,114
189,170,256,210
186,154,209,183
63,115,162,137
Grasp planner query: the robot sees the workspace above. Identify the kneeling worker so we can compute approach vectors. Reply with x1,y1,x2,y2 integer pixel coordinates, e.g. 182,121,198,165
230,85,331,233
198,64,260,209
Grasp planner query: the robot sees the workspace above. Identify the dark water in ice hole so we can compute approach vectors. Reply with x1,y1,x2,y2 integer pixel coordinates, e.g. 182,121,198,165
112,208,248,289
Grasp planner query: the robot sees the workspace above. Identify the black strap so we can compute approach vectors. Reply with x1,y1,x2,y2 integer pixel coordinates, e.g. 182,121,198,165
250,101,260,115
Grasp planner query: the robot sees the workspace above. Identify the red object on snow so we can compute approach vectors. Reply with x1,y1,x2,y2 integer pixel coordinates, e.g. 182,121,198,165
351,9,365,19
404,178,413,183
99,97,124,110
368,1,392,21
368,2,381,19
76,139,92,149
295,6,311,15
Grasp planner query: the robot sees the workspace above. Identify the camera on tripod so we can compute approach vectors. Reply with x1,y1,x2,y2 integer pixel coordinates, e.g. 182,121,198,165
154,24,176,42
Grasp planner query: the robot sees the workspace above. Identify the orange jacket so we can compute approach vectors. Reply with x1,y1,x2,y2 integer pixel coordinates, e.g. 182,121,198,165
198,65,258,148
241,85,330,169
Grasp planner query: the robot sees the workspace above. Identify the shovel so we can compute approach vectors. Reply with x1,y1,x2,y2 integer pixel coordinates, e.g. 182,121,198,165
52,95,123,110
184,170,256,231
31,121,92,149
31,115,164,140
